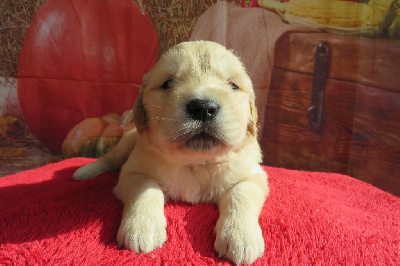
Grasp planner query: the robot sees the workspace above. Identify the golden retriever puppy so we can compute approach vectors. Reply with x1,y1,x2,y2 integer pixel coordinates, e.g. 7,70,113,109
73,41,269,265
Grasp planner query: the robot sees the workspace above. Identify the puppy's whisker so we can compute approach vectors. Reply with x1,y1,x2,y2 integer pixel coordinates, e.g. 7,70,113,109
146,117,180,127
171,127,191,136
143,104,162,109
170,127,194,141
151,117,179,122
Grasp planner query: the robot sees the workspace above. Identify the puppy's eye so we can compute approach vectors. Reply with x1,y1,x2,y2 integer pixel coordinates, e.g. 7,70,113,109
160,78,174,90
229,81,239,91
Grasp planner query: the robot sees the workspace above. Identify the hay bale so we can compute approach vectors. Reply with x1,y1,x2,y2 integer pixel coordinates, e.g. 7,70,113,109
0,0,237,77
0,0,47,77
138,0,238,55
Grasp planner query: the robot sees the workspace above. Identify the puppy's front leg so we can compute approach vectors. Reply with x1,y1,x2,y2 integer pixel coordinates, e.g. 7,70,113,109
114,171,166,253
215,175,268,265
73,129,137,180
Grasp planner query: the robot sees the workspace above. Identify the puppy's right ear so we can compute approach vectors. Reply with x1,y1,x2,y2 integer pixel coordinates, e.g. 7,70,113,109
133,73,150,135
247,94,258,138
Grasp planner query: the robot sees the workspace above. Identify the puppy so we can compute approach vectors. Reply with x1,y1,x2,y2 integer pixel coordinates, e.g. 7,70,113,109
73,41,269,265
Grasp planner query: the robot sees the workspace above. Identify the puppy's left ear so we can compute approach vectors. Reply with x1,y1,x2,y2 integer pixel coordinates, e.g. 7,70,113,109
133,73,150,135
247,95,258,137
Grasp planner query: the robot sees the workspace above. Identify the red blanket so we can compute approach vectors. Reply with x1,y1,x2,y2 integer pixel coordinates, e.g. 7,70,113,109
1,158,399,265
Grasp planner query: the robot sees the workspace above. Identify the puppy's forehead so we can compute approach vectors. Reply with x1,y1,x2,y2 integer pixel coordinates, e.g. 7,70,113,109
160,41,246,79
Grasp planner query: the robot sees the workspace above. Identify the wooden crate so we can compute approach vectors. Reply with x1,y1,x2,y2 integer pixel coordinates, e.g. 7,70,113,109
260,32,400,196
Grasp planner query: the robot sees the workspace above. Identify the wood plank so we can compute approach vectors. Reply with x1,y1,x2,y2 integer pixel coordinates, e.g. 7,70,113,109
261,69,356,173
261,68,400,196
347,142,400,196
351,86,400,144
347,85,400,196
274,32,400,92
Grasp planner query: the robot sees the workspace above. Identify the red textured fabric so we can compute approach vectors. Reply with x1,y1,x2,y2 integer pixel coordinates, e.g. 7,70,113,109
1,158,399,265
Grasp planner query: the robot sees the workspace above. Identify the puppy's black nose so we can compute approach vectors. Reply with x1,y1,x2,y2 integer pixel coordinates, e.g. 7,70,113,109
186,99,219,122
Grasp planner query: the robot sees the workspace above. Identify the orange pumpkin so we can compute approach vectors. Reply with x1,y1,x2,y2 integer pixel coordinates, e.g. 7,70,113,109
17,0,158,153
62,113,132,158
95,123,123,157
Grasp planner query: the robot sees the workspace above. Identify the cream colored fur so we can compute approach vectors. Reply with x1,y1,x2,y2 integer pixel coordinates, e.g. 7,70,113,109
73,41,269,265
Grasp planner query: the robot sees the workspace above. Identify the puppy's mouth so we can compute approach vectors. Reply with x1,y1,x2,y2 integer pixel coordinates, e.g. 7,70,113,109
185,132,221,150
169,125,226,151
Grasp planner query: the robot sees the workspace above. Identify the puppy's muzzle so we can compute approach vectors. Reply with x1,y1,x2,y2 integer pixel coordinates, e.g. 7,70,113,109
180,98,224,151
186,99,219,122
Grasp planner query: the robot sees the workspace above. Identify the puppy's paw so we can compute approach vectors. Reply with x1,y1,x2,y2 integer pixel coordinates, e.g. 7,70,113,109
214,217,265,265
117,210,167,253
73,161,108,180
